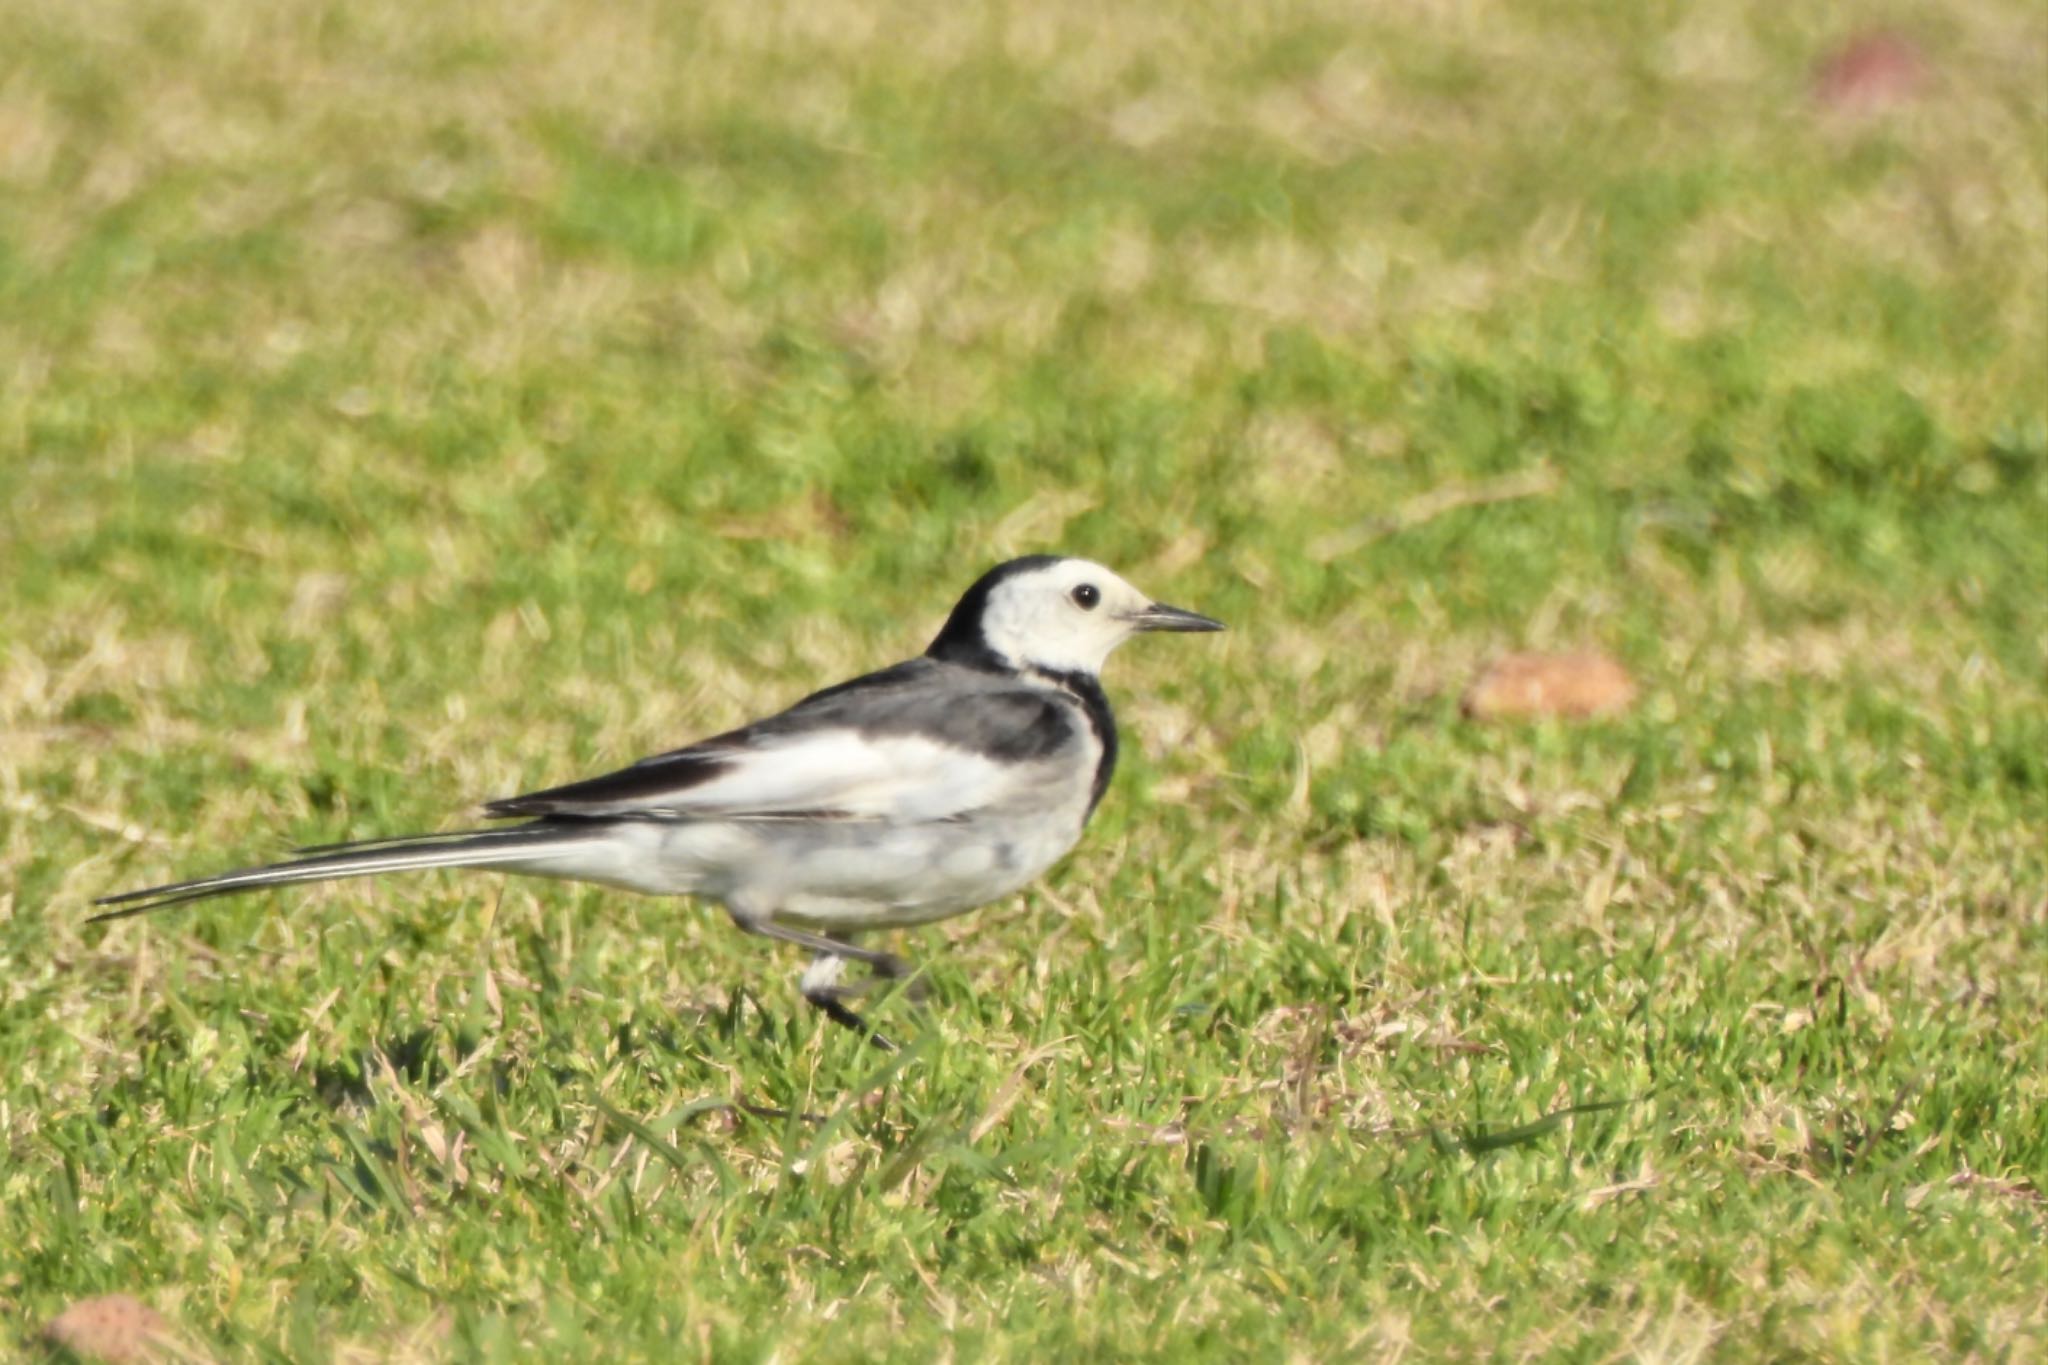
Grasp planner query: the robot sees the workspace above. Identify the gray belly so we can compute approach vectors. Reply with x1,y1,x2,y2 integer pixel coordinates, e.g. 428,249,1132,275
766,812,1085,930
612,808,1089,932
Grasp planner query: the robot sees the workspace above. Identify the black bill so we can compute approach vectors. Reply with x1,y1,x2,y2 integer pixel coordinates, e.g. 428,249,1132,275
1126,602,1226,633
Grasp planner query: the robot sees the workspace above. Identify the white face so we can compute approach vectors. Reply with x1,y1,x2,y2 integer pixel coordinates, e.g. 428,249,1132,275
978,559,1162,675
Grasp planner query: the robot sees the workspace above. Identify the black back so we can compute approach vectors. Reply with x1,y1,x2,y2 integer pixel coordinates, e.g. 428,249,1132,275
486,656,1104,820
487,556,1127,822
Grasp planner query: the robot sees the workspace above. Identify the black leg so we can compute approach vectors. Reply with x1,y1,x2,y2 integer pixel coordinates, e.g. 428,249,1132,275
729,905,918,1048
730,912,911,975
799,949,904,1050
803,988,896,1050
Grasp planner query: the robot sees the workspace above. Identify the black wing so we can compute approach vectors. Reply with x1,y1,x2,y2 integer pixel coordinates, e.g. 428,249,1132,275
484,659,1081,821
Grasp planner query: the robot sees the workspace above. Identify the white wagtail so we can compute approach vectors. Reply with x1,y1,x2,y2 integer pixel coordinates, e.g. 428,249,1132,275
94,555,1223,1044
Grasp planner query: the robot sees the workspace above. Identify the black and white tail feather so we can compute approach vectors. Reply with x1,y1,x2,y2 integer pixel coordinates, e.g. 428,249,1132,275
91,823,605,921
92,556,1223,1047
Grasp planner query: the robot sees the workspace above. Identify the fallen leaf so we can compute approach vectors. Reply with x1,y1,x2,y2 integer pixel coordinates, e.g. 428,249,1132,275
43,1294,170,1364
1813,32,1926,114
1462,652,1637,721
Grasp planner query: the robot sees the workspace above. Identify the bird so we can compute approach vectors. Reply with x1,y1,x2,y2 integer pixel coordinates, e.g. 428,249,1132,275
93,555,1224,1045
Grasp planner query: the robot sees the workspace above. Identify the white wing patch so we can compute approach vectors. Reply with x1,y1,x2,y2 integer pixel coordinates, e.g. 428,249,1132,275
638,731,1020,823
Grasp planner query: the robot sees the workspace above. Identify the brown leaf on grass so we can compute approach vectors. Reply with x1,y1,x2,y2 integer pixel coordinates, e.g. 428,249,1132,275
1813,32,1927,115
42,1294,170,1364
1462,652,1637,721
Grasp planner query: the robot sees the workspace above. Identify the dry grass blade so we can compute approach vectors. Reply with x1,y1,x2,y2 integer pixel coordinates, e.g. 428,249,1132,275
1308,464,1561,561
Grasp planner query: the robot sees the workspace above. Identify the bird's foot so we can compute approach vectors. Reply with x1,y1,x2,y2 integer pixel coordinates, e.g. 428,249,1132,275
804,988,897,1050
799,953,916,1049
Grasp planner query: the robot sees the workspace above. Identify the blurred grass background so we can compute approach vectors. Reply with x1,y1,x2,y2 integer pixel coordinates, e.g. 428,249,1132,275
2,0,2044,1359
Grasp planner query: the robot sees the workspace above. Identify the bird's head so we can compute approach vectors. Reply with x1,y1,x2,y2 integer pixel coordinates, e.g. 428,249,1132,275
927,555,1224,677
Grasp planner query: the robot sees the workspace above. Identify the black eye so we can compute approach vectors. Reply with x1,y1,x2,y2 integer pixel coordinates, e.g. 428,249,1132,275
1071,584,1101,610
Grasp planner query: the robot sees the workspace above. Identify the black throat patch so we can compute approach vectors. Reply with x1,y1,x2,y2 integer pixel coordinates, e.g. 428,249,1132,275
1031,666,1119,816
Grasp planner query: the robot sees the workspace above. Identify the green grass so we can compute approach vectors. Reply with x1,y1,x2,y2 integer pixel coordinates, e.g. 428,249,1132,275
3,0,2045,1358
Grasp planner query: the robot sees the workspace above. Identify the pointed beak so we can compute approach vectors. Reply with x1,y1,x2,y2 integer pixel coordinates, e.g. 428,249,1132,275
1126,601,1226,633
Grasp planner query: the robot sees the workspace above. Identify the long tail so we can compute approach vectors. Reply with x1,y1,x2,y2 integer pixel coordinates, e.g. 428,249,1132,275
90,822,607,922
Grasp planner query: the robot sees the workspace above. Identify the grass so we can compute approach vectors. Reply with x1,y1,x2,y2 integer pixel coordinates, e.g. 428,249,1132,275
2,0,2044,1358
